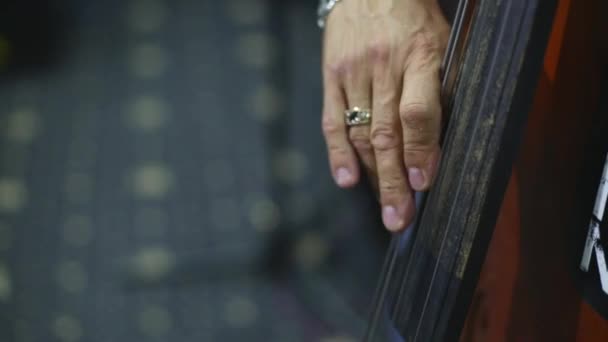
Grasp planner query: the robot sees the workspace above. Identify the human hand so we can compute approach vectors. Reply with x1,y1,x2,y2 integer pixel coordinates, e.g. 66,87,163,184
321,0,449,231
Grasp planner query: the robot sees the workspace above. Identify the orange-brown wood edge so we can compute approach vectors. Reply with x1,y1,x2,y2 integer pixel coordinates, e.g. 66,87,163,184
460,0,608,340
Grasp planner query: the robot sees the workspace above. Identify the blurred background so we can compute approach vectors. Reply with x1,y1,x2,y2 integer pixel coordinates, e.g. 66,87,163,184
0,0,389,341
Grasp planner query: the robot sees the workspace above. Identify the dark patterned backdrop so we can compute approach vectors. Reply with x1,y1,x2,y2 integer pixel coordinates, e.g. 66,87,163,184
0,0,387,341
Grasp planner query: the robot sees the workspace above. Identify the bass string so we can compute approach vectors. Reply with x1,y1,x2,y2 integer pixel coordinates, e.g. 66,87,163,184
414,0,528,339
390,0,471,328
364,0,469,339
364,236,400,340
410,1,479,338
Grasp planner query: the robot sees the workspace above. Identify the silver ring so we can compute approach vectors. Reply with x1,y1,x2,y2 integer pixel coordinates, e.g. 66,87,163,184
345,107,372,126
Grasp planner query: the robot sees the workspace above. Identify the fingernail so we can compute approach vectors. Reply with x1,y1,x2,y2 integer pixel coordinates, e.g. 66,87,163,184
383,205,403,231
408,167,426,191
335,167,353,187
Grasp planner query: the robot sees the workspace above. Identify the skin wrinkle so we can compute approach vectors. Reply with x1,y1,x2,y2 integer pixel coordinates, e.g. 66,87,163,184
322,0,449,231
405,32,444,72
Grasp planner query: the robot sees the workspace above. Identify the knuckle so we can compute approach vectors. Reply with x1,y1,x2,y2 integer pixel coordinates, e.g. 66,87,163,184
349,132,373,153
400,102,440,150
402,144,436,164
403,139,434,153
324,62,343,79
321,115,343,137
326,142,350,161
378,176,403,195
367,41,391,64
370,125,400,152
409,32,442,69
402,143,432,156
403,131,437,156
325,56,356,78
400,102,432,130
411,31,440,54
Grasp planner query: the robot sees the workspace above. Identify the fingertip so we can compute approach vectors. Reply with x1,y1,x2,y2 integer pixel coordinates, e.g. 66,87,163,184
383,205,403,232
334,166,358,188
383,195,416,232
405,148,441,191
408,167,428,191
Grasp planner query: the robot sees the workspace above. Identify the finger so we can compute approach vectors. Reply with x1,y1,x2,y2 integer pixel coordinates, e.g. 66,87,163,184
344,64,376,182
371,65,414,232
400,54,442,192
322,67,359,188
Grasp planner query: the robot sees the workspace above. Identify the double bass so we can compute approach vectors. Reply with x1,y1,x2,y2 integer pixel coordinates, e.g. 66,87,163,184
365,0,608,340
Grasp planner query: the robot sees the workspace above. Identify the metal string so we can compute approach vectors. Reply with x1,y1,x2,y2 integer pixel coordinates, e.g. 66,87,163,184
363,0,470,339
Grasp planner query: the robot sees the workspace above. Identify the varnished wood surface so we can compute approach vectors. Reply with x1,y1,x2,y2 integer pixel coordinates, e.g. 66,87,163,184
461,0,608,340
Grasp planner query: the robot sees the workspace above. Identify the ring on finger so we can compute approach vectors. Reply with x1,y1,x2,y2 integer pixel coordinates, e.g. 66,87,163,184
345,107,372,126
